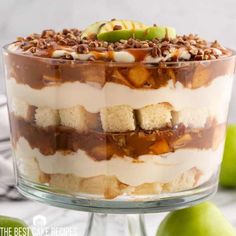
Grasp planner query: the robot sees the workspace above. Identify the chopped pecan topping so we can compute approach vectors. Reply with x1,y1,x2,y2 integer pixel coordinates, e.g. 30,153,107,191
12,27,231,62
113,25,122,30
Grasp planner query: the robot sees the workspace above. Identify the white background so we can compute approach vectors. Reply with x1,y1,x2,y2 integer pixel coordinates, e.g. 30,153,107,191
0,0,236,121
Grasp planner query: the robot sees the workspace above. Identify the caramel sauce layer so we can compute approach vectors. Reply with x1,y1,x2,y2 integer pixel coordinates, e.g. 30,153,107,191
10,114,226,161
5,52,235,90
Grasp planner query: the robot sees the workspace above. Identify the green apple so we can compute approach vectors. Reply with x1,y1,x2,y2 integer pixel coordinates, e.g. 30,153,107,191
81,20,108,39
156,202,236,236
97,29,142,42
97,19,147,42
139,26,176,40
82,20,177,42
0,215,33,236
98,26,176,42
98,19,147,34
97,20,176,42
220,125,236,188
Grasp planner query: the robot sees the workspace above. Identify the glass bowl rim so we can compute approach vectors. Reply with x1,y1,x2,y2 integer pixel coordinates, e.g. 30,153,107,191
2,43,236,66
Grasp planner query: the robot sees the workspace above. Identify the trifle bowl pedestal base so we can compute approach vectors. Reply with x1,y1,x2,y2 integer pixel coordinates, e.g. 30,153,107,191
84,214,147,236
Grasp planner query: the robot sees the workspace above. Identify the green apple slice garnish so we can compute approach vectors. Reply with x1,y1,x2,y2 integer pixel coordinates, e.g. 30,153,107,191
97,29,142,42
98,20,147,34
140,26,176,40
166,26,176,39
82,20,177,42
97,26,176,42
97,20,148,42
81,20,108,39
97,20,176,42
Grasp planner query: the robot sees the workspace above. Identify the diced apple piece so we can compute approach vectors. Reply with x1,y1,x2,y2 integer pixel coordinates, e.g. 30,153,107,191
150,139,171,154
166,68,176,82
192,67,210,89
112,69,132,87
128,65,149,87
145,76,156,88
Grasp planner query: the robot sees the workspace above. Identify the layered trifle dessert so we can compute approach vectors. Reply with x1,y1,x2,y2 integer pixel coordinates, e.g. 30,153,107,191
4,20,235,199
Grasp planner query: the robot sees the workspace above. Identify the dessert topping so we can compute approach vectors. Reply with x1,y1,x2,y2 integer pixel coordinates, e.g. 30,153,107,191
11,20,232,62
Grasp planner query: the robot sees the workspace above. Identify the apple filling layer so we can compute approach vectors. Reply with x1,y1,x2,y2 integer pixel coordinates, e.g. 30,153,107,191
6,52,234,90
10,113,225,160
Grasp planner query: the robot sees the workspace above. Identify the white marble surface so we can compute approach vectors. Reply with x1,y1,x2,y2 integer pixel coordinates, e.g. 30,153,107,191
0,189,236,235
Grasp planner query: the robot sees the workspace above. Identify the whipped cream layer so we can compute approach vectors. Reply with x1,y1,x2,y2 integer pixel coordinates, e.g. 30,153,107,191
8,43,193,63
7,75,233,123
51,48,193,63
15,137,223,186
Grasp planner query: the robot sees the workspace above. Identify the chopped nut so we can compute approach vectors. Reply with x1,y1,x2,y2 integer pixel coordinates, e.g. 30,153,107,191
113,25,122,30
62,29,70,35
194,55,203,60
140,43,149,48
15,26,229,62
77,44,89,53
151,46,161,57
41,29,55,38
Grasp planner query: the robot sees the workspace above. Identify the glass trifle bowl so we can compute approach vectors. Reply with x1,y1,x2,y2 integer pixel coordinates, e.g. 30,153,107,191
3,20,236,235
